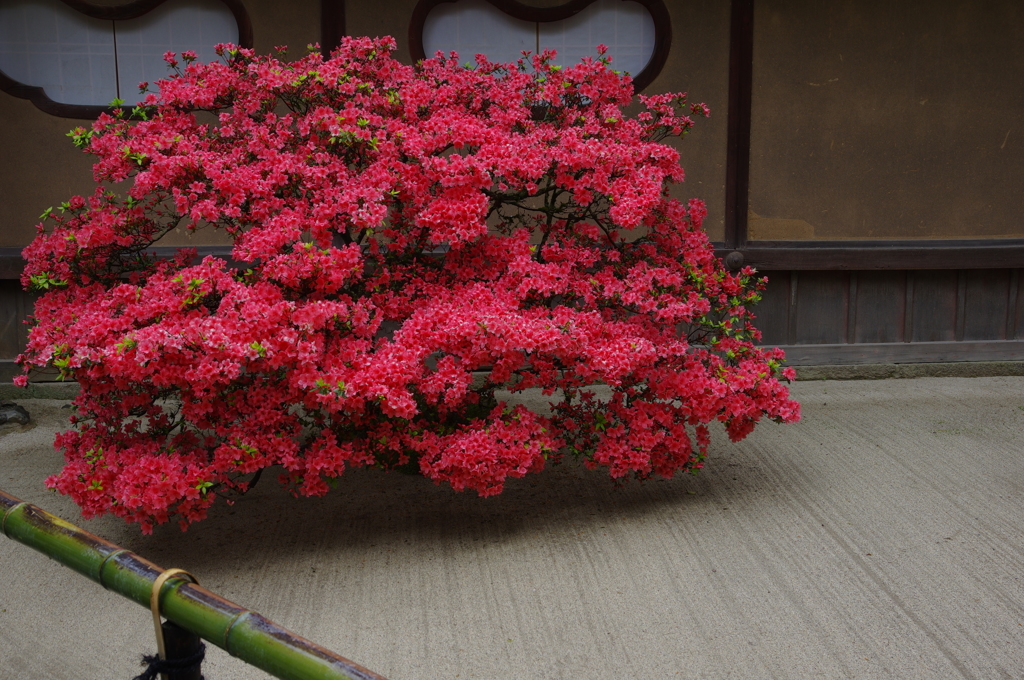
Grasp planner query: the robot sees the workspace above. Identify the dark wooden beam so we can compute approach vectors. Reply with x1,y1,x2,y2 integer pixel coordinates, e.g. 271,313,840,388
0,249,24,280
5,240,1023,280
714,241,1024,271
320,0,346,57
723,0,753,250
768,340,1024,366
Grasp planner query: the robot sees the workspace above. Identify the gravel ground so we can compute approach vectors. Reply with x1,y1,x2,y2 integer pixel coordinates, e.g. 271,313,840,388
2,376,1023,680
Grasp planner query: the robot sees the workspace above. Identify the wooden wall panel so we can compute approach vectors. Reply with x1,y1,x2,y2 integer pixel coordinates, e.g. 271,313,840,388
852,271,905,344
751,268,1023,364
752,270,791,345
1012,270,1024,340
0,280,29,361
909,271,958,342
963,269,1010,341
791,271,848,345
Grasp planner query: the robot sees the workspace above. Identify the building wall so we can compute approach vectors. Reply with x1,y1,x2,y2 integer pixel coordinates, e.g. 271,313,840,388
0,0,1021,381
747,0,1024,242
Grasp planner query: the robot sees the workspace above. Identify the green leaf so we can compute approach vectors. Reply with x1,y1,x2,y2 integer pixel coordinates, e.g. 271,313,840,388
28,272,68,291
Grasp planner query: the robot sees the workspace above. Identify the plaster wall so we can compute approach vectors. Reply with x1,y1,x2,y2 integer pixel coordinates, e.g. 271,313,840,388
748,0,1024,241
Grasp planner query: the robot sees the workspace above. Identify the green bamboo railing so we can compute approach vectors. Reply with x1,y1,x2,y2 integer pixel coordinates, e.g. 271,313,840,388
0,489,388,680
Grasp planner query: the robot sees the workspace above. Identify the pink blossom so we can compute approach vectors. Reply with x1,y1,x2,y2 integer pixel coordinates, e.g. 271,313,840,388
18,36,799,531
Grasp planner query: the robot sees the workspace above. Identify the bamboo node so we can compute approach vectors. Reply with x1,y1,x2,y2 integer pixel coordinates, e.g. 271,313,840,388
96,548,129,589
0,501,29,537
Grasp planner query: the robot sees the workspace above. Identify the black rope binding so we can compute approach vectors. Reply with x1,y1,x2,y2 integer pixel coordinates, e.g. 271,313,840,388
131,642,206,680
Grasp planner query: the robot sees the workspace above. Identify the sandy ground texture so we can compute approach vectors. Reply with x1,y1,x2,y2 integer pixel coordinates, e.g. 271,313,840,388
1,376,1023,680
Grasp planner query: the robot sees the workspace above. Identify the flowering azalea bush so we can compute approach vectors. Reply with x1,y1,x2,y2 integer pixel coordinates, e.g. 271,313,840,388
18,37,799,531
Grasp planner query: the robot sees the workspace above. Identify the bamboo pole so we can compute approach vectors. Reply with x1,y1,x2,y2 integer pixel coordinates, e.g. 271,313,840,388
0,489,388,680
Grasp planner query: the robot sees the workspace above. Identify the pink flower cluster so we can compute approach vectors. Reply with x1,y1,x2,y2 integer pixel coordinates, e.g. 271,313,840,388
19,38,799,532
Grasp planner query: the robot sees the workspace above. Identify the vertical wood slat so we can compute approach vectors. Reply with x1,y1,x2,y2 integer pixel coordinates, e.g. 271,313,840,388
1015,269,1024,340
787,271,799,345
0,280,26,361
1008,269,1020,340
955,270,968,342
903,271,915,343
751,270,790,345
846,272,858,344
16,285,26,357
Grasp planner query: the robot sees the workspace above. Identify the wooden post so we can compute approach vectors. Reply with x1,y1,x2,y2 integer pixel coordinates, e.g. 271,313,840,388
162,620,204,680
